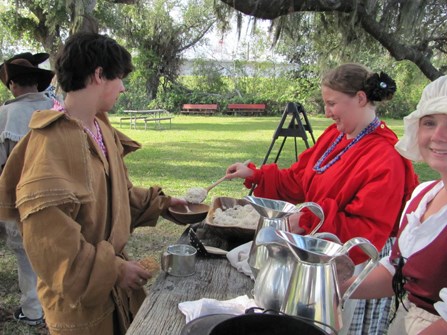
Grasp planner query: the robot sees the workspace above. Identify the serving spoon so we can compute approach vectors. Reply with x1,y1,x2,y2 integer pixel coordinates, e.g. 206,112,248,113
205,159,251,194
185,160,251,204
205,175,228,193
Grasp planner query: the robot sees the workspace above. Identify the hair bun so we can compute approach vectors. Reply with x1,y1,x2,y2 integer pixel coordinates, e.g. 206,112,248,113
364,72,396,101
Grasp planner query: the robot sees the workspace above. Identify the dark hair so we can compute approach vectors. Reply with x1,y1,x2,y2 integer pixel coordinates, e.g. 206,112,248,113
55,32,134,92
322,63,396,102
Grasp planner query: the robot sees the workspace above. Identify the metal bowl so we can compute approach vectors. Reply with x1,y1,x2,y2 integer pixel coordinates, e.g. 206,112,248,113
168,203,210,224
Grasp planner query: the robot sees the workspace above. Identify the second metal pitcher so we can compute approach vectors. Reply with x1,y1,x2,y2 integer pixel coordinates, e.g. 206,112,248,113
277,229,379,333
244,196,324,278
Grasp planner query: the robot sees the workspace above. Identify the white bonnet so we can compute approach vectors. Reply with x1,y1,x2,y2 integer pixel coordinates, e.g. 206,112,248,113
395,75,447,161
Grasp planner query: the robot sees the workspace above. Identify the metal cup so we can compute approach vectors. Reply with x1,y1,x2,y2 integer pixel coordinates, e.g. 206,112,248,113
161,244,197,276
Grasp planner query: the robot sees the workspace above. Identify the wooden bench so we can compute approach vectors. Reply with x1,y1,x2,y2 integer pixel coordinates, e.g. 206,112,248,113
226,103,266,116
180,104,218,115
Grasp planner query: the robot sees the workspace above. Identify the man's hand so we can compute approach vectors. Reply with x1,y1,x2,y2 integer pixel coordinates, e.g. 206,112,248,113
116,260,151,290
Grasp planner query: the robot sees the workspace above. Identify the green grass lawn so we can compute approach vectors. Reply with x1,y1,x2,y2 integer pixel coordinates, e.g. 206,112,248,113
114,114,437,192
116,113,437,264
0,114,439,334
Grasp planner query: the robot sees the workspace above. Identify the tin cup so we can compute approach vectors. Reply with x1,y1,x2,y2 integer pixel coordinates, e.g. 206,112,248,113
161,244,197,276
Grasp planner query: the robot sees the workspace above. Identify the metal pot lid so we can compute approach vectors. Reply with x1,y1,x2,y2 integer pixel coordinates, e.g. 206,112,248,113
209,313,330,335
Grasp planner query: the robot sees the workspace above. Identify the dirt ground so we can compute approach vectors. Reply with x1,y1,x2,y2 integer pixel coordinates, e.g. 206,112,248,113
0,219,184,335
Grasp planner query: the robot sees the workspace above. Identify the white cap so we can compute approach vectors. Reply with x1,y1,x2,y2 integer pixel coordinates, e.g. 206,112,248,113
395,76,447,161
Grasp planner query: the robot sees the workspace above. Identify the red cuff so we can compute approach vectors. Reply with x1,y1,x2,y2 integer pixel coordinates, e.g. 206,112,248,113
243,163,261,189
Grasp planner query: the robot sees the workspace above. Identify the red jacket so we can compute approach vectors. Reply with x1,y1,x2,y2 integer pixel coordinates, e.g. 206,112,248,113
245,122,418,264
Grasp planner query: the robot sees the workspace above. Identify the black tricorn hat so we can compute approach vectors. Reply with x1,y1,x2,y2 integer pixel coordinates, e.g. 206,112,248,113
0,55,54,92
7,52,50,66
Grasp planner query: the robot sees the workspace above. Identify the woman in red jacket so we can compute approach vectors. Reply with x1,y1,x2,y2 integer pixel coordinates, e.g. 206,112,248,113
226,63,418,335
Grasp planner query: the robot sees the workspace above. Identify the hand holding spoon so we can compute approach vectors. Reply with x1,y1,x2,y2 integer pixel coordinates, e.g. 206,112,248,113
185,160,251,204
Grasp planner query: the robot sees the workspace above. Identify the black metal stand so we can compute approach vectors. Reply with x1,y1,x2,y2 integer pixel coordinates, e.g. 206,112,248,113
262,102,315,165
249,102,315,195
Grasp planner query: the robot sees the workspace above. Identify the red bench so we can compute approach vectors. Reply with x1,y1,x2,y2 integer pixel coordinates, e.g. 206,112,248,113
180,104,218,115
226,103,266,115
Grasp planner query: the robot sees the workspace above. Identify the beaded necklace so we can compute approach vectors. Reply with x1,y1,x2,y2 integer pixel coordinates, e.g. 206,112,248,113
61,107,108,158
51,98,64,112
82,119,108,158
313,117,381,174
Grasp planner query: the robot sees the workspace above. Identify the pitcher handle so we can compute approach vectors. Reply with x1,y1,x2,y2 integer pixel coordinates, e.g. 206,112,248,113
312,232,341,243
339,237,379,307
294,202,325,235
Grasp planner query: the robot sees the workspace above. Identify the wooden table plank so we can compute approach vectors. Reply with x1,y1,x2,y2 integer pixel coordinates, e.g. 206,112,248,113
127,236,253,334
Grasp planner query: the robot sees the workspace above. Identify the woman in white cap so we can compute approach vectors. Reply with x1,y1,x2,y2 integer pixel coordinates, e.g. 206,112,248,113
343,75,447,334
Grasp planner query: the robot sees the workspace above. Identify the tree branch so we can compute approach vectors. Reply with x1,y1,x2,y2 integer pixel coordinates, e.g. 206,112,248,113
218,0,355,19
356,4,443,80
178,21,216,52
218,0,445,80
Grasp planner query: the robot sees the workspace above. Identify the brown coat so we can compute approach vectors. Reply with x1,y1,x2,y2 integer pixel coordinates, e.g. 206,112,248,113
0,110,171,334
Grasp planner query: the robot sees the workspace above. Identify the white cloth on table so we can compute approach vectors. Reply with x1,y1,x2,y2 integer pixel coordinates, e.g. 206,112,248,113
226,241,254,280
178,295,257,323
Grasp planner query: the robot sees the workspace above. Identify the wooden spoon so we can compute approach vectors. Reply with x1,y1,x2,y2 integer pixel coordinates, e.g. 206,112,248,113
205,175,228,192
205,159,251,193
186,160,251,204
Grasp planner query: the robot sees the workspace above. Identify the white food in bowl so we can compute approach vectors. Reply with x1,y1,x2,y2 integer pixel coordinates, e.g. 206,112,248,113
213,204,260,228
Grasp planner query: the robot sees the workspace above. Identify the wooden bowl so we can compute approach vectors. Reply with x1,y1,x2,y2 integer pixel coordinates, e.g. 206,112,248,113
205,197,258,243
168,203,210,224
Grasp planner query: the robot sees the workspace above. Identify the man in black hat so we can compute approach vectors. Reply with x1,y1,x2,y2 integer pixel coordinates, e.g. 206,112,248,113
0,52,56,326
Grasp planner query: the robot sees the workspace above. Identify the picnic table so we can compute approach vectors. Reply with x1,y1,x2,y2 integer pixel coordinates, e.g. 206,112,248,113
120,109,173,130
126,228,254,335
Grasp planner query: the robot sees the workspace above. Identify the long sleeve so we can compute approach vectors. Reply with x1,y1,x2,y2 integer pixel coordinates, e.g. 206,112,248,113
128,185,171,228
22,204,118,307
244,137,318,202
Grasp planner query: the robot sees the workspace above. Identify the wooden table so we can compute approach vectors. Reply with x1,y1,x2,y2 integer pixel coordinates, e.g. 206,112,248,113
126,231,254,335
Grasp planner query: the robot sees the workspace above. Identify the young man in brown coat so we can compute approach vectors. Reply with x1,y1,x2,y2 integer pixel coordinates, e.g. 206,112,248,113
0,33,186,334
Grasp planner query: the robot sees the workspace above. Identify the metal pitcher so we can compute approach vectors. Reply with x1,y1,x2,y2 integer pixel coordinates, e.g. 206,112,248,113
274,229,379,334
244,196,324,278
253,228,351,313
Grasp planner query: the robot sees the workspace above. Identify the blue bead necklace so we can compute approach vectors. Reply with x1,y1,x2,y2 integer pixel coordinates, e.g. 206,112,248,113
313,117,381,174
